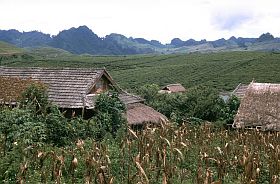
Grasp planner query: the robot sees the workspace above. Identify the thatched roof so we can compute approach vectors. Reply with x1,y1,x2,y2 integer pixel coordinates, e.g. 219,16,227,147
232,83,249,99
84,92,144,109
233,82,280,130
118,93,145,105
0,76,45,105
0,67,120,108
159,83,186,93
125,103,168,125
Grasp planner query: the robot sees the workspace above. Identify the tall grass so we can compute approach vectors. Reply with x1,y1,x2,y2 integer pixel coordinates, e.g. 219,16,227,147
3,123,280,183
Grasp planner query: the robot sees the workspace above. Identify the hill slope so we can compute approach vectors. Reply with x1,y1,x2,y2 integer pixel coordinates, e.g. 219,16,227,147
2,51,280,91
0,27,280,55
26,47,73,58
0,41,24,54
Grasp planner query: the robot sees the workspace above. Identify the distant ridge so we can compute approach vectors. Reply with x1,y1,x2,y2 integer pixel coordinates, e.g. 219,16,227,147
0,26,279,55
0,41,24,54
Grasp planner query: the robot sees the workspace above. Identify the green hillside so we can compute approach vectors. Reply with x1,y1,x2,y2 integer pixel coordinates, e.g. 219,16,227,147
1,51,280,91
26,47,73,58
0,41,24,54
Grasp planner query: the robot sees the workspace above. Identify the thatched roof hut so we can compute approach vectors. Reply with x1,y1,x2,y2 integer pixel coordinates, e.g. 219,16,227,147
232,83,249,99
125,103,168,125
159,83,186,93
0,66,167,125
233,82,280,131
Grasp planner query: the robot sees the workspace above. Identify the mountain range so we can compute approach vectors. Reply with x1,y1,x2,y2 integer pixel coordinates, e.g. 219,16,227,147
0,26,280,55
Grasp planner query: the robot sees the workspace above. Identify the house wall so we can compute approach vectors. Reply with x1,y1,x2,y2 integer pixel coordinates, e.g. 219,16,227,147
89,76,112,94
60,108,95,119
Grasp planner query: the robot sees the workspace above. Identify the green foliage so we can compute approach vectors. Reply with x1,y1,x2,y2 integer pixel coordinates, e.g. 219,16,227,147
0,108,46,150
183,85,224,121
0,41,24,54
220,95,240,124
20,84,50,115
137,84,160,104
138,84,225,124
3,51,280,92
94,92,126,139
44,110,73,146
69,117,97,140
0,85,100,149
152,93,183,119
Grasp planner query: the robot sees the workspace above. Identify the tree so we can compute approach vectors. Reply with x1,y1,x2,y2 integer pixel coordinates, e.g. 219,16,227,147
137,84,160,104
0,108,46,154
20,84,49,115
220,95,240,124
183,85,225,122
94,92,126,139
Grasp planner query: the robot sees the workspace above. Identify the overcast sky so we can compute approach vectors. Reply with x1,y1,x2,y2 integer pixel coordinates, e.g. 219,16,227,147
1,0,280,43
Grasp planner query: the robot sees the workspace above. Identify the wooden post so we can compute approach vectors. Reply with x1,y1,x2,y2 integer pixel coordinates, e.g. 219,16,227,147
82,94,85,118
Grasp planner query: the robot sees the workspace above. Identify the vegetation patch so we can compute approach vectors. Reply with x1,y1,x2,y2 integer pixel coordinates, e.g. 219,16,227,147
1,51,280,91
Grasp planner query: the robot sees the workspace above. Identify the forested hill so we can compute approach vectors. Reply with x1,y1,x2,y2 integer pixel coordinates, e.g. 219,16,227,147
0,26,280,55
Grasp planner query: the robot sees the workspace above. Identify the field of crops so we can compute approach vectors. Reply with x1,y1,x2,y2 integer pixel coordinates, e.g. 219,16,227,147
1,51,280,91
5,124,280,183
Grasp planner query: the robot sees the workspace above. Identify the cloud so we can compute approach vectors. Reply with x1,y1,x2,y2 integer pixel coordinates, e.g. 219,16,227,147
212,12,254,30
0,0,280,43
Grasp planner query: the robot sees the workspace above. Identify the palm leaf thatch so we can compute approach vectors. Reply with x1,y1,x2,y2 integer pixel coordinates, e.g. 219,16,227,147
233,82,280,130
232,83,249,99
125,103,168,125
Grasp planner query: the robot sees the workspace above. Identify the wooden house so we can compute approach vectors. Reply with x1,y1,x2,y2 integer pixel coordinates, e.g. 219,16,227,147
0,67,167,125
232,82,280,131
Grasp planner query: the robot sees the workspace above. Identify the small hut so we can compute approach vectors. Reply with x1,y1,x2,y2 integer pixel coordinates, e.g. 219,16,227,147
159,83,186,94
233,82,280,131
125,103,168,126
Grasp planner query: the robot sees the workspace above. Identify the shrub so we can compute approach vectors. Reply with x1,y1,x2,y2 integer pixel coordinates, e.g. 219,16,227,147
183,85,225,122
0,108,47,155
220,95,240,124
20,84,50,115
137,84,160,104
44,111,74,146
94,92,126,139
137,84,225,124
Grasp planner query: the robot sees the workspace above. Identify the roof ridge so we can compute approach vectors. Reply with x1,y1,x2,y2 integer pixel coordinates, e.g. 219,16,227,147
166,83,183,86
251,82,280,85
0,66,106,71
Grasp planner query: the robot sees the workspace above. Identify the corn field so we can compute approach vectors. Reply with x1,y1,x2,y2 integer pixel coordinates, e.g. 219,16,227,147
5,123,280,184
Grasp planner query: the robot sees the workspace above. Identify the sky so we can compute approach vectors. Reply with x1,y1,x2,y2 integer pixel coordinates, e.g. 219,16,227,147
1,0,280,43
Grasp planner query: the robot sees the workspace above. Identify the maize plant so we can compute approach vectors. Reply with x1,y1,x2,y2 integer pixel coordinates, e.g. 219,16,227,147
1,123,280,183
